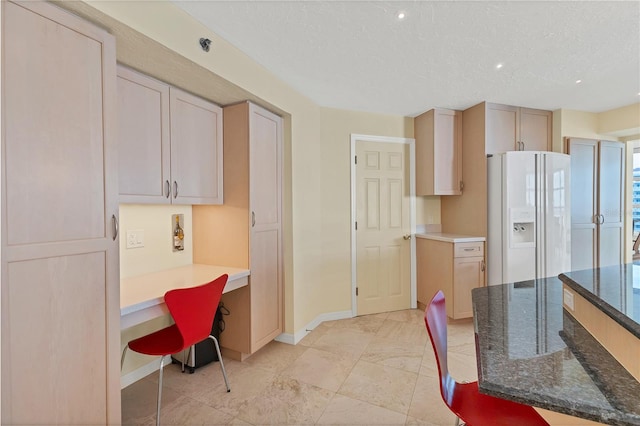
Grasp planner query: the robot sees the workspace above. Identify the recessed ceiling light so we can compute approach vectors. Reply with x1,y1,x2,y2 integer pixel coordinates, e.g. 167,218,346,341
397,11,406,20
496,63,504,70
576,79,582,84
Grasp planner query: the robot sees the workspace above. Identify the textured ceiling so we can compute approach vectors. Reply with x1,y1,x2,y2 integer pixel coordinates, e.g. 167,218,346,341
171,1,640,117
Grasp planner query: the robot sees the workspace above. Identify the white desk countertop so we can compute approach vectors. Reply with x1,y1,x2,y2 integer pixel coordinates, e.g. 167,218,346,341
415,232,486,243
120,264,250,330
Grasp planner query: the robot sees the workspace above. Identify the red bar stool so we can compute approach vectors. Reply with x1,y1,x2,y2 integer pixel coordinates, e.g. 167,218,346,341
121,274,231,426
424,290,549,426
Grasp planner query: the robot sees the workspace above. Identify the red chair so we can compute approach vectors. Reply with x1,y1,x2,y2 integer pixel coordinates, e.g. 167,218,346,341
121,274,231,426
424,291,549,426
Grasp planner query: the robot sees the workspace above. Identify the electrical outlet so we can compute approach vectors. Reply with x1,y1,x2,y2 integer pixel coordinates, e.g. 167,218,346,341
126,230,144,249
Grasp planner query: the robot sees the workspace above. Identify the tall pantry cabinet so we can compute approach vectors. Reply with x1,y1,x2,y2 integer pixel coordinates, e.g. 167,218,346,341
567,138,625,269
1,1,120,423
194,102,283,360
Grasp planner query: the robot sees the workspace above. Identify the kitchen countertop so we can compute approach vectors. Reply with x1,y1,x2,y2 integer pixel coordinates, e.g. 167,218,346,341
472,278,640,425
559,263,640,339
415,232,485,243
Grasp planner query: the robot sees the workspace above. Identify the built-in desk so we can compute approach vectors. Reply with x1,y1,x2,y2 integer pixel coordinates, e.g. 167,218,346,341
120,264,250,330
472,278,640,425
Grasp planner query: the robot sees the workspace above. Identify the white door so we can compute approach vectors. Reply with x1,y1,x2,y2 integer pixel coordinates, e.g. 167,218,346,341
355,140,411,315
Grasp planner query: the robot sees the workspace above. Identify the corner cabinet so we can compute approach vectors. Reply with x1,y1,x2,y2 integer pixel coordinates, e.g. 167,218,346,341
417,237,485,319
117,66,223,205
193,102,283,360
486,103,552,154
2,1,120,423
415,108,462,195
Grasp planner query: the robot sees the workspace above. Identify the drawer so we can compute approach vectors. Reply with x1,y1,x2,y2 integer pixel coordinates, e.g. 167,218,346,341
454,242,484,258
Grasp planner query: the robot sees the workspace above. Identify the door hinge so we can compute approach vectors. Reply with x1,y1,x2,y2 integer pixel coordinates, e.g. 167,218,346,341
355,155,357,165
355,221,358,230
356,287,359,296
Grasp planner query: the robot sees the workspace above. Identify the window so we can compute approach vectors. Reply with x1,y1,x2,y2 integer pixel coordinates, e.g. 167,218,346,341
633,147,640,236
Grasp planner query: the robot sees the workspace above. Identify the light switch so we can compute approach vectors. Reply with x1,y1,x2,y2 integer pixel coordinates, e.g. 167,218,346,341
126,230,144,249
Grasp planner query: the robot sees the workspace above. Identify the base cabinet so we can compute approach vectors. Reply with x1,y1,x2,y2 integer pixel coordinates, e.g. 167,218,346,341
193,101,283,360
417,238,485,319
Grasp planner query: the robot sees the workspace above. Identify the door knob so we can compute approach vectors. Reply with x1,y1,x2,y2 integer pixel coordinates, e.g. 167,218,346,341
403,234,411,240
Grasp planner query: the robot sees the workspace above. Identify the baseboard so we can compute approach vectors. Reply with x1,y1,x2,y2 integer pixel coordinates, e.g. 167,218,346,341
275,309,353,345
121,358,162,389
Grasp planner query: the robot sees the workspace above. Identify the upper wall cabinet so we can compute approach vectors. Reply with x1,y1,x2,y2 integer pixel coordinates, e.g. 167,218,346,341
415,108,462,196
117,66,223,205
486,103,552,154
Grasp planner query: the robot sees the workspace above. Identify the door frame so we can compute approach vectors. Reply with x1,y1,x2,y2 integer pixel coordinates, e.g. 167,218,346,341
350,134,417,316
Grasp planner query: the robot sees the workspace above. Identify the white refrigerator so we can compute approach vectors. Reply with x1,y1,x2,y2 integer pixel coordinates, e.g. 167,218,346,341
487,151,571,286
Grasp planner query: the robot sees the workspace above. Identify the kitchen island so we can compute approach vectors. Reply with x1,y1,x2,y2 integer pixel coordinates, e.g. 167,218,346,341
472,277,640,425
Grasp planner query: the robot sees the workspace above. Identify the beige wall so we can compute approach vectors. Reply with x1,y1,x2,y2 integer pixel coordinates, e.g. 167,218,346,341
81,1,419,336
599,103,640,138
314,108,416,317
119,205,193,279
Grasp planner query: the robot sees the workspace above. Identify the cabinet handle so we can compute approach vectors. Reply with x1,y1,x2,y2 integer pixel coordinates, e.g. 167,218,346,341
165,180,171,198
173,181,178,198
599,214,605,225
403,234,411,240
481,260,485,272
459,181,464,192
463,247,476,251
112,214,118,241
252,211,256,227
521,141,525,150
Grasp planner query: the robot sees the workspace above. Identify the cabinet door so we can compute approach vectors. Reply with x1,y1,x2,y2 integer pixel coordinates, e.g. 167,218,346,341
598,141,625,267
2,1,120,423
249,104,283,350
453,256,485,319
117,66,171,203
170,88,223,205
415,109,462,196
486,103,518,155
567,138,598,271
434,109,462,195
519,108,552,152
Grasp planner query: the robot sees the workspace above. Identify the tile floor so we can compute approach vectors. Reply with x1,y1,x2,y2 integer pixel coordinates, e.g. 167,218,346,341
122,309,601,425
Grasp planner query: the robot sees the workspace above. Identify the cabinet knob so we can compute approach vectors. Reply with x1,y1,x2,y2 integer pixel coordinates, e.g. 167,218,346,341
403,234,411,240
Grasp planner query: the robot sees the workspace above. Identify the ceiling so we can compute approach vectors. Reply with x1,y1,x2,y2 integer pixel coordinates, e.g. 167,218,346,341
171,1,640,117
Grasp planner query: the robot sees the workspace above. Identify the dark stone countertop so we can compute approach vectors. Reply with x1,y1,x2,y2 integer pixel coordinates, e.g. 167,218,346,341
559,263,640,339
472,278,640,426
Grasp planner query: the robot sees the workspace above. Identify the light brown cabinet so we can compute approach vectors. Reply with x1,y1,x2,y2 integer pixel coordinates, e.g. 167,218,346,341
441,101,552,239
486,103,552,154
117,66,223,205
417,238,485,319
194,101,283,360
2,1,120,422
415,108,462,195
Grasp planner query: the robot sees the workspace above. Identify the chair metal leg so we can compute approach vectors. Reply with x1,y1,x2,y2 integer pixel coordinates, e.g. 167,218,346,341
209,335,230,392
156,355,167,426
120,346,128,370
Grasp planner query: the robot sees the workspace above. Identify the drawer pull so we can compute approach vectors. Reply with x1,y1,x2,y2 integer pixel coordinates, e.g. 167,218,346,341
463,248,477,251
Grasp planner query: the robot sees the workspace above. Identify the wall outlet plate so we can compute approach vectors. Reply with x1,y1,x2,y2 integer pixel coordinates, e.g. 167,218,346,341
126,229,144,249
